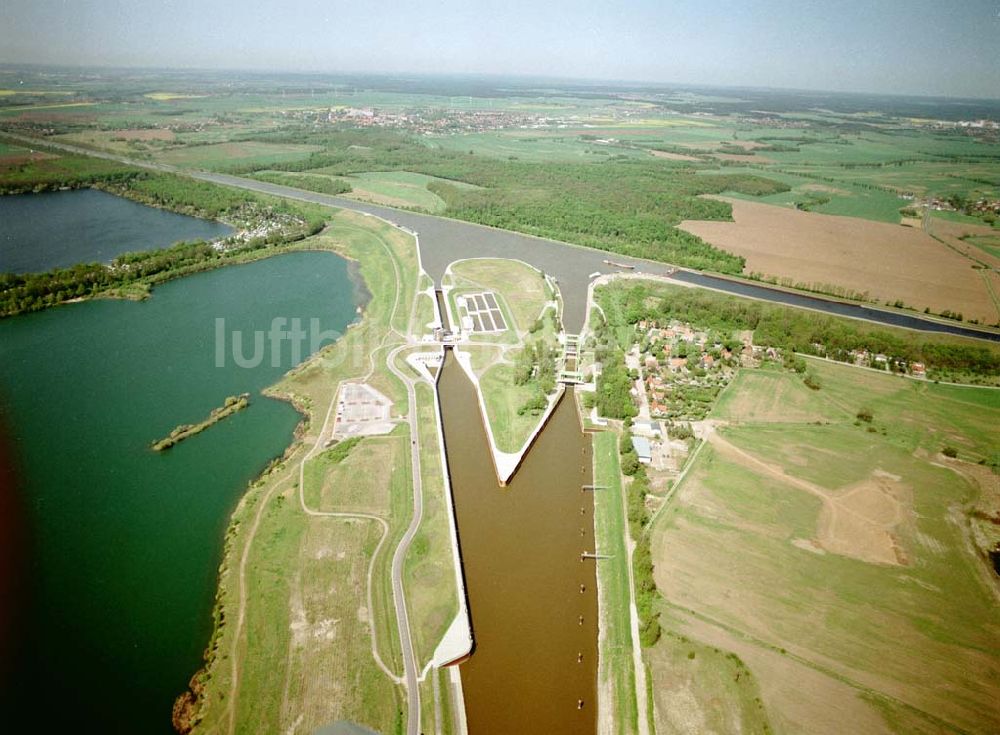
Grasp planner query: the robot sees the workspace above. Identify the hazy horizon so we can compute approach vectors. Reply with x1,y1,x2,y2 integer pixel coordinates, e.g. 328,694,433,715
1,0,999,100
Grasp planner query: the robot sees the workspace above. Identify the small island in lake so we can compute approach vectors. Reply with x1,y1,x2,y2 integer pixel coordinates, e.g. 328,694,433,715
151,393,250,451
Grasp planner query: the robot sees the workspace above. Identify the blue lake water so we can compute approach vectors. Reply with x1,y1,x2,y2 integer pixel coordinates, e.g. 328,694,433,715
0,188,233,273
0,251,358,732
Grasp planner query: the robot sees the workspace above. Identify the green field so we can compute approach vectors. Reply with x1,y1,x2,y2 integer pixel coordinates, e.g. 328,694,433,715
447,257,551,336
477,362,543,453
650,359,1000,734
645,611,772,735
181,211,430,734
592,431,639,734
156,141,323,169
341,171,481,212
403,378,459,667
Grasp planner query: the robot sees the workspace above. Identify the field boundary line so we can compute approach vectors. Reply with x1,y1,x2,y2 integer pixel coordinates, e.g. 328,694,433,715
663,601,972,735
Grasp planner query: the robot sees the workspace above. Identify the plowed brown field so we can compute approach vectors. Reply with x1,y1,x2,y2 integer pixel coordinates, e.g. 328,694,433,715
679,197,999,324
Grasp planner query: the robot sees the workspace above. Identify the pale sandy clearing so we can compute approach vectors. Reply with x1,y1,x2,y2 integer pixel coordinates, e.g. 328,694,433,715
710,153,774,163
111,128,176,141
648,149,702,162
801,183,851,195
708,432,907,566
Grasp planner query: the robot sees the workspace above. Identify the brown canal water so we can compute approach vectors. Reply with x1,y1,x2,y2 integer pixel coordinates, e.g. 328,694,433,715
435,289,451,331
437,350,597,734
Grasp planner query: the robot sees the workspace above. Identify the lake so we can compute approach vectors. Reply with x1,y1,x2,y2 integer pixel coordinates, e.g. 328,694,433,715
0,188,233,274
0,251,359,732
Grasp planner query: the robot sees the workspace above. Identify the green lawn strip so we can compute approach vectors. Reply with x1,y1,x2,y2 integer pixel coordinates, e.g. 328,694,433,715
402,380,459,666
593,431,639,734
368,426,413,678
478,363,543,453
414,292,436,334
437,667,456,735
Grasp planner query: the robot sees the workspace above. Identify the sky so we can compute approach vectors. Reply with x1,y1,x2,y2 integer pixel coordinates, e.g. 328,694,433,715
1,0,998,99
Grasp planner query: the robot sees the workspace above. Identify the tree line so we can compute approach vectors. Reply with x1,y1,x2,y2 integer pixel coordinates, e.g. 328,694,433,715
217,127,791,274
597,281,1000,380
1,171,326,317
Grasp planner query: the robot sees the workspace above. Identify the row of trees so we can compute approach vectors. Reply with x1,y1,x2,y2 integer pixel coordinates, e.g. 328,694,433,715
2,172,326,317
513,340,557,415
251,171,353,197
597,281,1000,379
619,428,661,647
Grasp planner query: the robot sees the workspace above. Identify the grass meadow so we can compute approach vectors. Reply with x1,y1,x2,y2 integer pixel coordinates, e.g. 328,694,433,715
650,359,1000,734
186,210,449,734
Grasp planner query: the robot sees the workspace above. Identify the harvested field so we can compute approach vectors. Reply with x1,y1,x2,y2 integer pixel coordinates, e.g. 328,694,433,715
929,218,1000,269
679,196,999,323
649,149,702,162
710,153,774,163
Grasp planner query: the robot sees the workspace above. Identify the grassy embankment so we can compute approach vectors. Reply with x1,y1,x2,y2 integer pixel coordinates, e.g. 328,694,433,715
651,358,1000,734
444,257,560,453
175,209,457,735
151,393,249,451
592,431,639,734
407,377,459,735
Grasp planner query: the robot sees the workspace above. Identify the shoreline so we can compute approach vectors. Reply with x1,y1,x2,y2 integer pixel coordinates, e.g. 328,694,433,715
171,258,366,732
171,213,419,733
0,177,327,318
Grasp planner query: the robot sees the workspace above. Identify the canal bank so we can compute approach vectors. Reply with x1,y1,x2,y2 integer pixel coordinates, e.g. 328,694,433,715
436,348,598,734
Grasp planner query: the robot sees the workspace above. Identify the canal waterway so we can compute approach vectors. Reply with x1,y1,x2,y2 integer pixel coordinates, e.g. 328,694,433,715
194,172,1000,342
0,251,358,732
436,350,597,734
0,188,233,274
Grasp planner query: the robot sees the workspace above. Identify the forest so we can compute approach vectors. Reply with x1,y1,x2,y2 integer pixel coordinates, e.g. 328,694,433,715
236,128,789,273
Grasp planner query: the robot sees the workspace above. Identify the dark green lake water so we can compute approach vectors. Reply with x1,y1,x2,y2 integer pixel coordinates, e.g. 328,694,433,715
0,251,359,732
0,188,233,273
